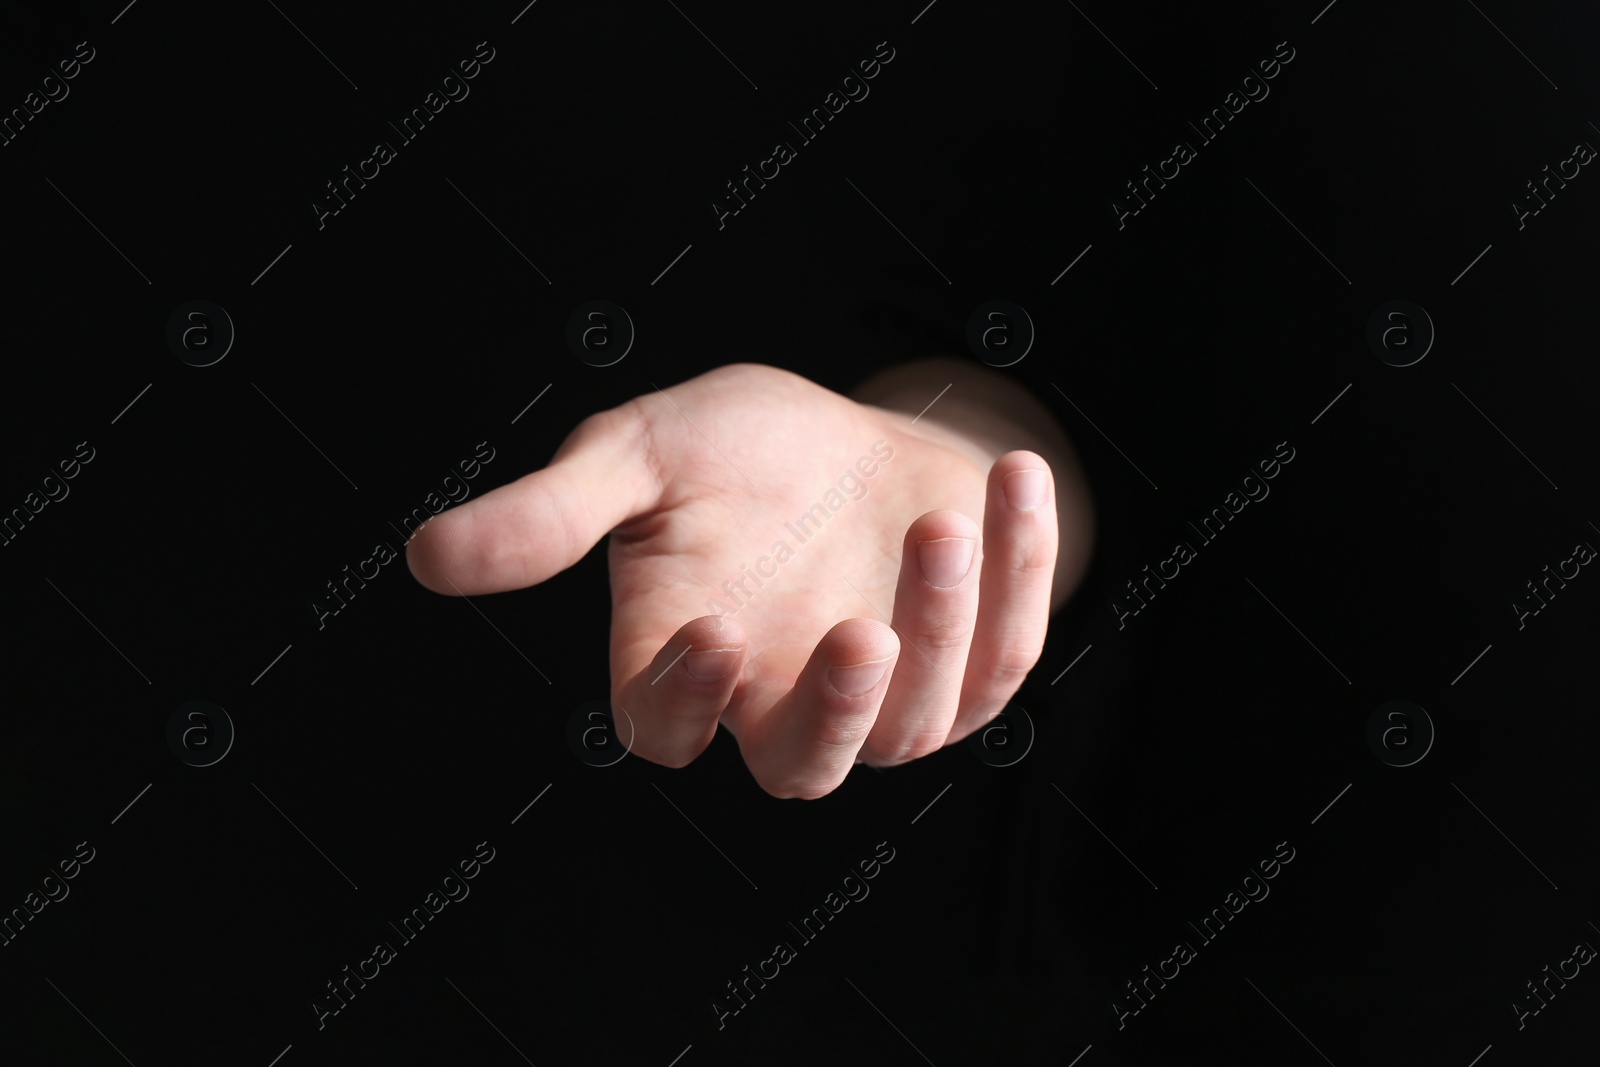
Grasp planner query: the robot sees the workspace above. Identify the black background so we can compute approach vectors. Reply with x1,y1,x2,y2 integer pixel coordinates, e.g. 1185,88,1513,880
2,0,1597,1063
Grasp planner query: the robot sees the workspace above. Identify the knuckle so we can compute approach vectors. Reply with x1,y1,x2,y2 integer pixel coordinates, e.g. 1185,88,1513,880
988,640,1044,682
909,609,974,652
1006,537,1056,578
814,712,873,752
575,404,631,442
756,770,839,801
963,698,1011,729
863,732,943,767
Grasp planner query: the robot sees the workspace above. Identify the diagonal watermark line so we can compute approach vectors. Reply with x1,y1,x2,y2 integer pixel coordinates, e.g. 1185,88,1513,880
512,783,552,824
1050,383,1159,489
252,383,360,490
45,978,136,1066
1310,383,1351,425
841,575,950,685
1452,782,1558,890
1451,243,1493,285
651,643,693,685
111,383,153,425
252,244,293,285
44,176,151,284
511,383,552,424
653,782,758,889
664,0,758,89
1464,0,1557,89
1066,1045,1093,1067
1243,177,1351,284
43,576,151,684
1465,1044,1492,1067
265,0,359,90
844,177,951,284
666,1044,693,1067
651,383,759,490
652,243,693,285
111,783,152,825
910,782,952,825
1451,383,1557,489
1051,243,1093,284
1310,0,1339,24
1052,643,1093,684
1244,977,1336,1066
253,782,359,890
1064,0,1157,89
1310,782,1352,825
910,0,939,24
1051,783,1158,890
511,0,539,24
446,978,537,1065
445,178,551,283
844,977,937,1066
908,382,951,425
1451,643,1491,686
112,0,140,23
252,644,293,685
441,577,553,682
265,1044,292,1067
1243,576,1351,684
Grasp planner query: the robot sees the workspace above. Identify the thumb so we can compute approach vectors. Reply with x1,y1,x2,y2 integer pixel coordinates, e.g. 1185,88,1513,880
406,403,661,595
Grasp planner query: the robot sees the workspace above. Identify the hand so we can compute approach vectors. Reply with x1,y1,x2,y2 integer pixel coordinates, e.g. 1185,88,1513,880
406,360,1093,797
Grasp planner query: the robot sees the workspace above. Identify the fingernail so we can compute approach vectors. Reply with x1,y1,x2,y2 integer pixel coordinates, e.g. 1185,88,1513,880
828,656,893,696
684,648,741,681
918,537,975,588
1003,469,1046,510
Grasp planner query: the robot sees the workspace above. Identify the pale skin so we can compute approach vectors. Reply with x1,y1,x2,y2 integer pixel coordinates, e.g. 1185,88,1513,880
406,358,1095,798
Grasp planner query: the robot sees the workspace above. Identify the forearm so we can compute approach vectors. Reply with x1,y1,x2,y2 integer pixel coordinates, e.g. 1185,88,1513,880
848,356,1095,614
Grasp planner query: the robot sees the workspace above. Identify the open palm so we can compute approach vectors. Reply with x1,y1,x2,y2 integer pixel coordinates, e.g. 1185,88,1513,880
407,362,1070,798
